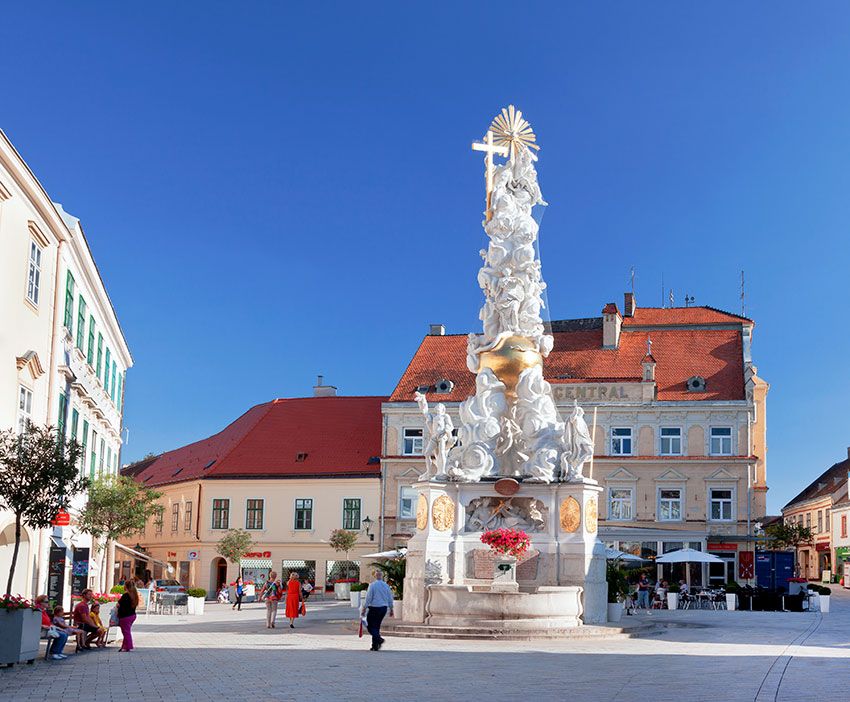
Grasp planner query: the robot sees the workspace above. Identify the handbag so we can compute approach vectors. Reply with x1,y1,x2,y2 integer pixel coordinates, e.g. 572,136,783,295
300,601,306,616
46,625,61,639
109,608,119,627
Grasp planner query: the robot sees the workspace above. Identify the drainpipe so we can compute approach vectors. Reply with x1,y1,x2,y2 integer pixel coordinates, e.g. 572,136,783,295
747,464,753,585
379,412,387,551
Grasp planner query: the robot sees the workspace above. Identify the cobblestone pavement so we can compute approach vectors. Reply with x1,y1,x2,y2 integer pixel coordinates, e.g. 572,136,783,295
1,589,848,701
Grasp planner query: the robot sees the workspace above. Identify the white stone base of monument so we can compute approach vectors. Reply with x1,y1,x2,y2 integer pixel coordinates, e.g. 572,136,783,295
491,555,519,592
403,478,607,630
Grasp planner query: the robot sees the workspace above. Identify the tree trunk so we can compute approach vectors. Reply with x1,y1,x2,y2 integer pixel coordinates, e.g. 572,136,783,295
104,539,115,591
5,513,22,596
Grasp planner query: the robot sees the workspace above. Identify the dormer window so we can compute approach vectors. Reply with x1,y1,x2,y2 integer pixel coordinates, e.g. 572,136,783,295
435,379,454,394
686,376,706,392
296,452,308,462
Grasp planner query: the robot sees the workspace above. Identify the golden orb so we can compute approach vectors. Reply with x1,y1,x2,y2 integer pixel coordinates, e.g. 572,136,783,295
477,335,542,396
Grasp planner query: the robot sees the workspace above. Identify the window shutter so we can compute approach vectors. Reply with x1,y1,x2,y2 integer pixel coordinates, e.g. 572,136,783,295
57,393,67,439
81,420,89,476
104,349,111,393
63,271,75,332
87,316,96,365
96,334,103,378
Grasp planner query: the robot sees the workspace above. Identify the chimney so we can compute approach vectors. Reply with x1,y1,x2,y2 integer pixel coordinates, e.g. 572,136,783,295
602,303,622,349
624,292,637,317
313,375,337,397
429,323,446,336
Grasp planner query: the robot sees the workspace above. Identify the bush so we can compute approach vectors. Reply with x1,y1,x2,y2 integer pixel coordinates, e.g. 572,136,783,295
110,585,125,594
667,583,680,593
724,580,740,592
606,563,629,603
187,588,206,598
820,586,831,595
350,583,369,592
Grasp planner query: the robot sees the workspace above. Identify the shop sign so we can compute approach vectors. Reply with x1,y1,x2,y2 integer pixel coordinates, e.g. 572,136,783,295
707,543,738,551
48,542,67,604
815,542,830,552
187,550,200,561
71,547,90,596
243,551,271,558
167,551,177,558
739,551,754,579
51,509,71,526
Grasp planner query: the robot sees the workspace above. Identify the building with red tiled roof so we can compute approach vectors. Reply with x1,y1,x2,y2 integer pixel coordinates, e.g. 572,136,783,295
122,386,386,594
381,294,769,587
781,448,850,580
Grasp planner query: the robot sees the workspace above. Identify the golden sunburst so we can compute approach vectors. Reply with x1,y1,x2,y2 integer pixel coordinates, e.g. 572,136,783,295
489,105,540,158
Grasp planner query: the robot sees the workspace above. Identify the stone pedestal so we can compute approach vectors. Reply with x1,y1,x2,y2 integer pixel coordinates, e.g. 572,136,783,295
402,478,606,627
491,555,519,592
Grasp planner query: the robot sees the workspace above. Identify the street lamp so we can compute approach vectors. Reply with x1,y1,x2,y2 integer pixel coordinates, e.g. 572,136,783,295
362,516,375,541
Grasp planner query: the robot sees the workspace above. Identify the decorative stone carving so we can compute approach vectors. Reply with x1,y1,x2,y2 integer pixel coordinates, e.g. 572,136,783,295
560,401,594,481
585,496,598,534
416,493,428,530
431,495,455,532
560,496,580,532
465,496,547,532
415,392,455,481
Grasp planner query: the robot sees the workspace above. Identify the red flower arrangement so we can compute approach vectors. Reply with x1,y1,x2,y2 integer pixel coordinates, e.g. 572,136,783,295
480,528,531,558
70,592,120,604
0,594,38,611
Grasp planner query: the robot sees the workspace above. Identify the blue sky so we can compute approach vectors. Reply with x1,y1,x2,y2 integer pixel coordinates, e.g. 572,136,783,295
3,3,848,512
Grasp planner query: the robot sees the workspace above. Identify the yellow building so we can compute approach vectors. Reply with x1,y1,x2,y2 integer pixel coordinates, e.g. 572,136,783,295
123,389,384,594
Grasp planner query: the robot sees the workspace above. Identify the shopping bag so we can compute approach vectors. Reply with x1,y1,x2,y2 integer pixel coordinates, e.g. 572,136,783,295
358,618,364,638
300,601,307,616
109,607,119,627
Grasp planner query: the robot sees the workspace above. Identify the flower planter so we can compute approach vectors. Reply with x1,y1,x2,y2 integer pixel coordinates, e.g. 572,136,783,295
819,595,830,613
666,592,679,610
334,582,351,600
187,596,205,615
726,593,737,611
0,609,41,666
349,591,362,608
607,602,623,622
491,555,519,592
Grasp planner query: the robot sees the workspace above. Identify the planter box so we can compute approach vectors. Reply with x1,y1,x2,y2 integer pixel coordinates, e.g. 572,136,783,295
607,602,623,622
334,582,351,600
667,592,679,610
726,593,737,611
349,591,362,608
0,609,41,666
819,595,830,613
491,555,519,593
187,596,205,615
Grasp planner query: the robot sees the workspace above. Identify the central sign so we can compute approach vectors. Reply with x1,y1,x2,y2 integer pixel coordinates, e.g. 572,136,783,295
550,382,645,403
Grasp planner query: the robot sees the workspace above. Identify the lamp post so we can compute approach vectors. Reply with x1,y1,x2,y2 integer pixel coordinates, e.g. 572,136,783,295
362,516,374,541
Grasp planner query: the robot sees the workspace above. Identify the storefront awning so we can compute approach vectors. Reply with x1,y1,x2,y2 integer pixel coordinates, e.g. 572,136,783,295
240,558,273,568
114,542,173,572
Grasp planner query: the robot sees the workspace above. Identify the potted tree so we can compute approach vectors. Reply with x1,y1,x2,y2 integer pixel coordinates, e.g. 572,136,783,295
812,584,831,613
667,582,680,610
606,562,629,622
724,580,739,611
187,588,207,615
328,529,358,600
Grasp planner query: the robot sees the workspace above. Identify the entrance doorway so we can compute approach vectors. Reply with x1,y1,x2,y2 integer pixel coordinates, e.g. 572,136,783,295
211,557,227,592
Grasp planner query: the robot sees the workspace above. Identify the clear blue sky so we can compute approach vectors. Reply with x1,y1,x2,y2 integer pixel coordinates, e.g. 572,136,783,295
3,3,848,512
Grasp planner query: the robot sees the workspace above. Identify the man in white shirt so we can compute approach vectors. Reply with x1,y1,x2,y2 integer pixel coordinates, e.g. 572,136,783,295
360,570,394,651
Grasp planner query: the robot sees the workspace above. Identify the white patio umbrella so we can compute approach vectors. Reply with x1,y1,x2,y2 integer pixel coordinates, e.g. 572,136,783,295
655,548,723,564
361,548,407,559
605,548,646,562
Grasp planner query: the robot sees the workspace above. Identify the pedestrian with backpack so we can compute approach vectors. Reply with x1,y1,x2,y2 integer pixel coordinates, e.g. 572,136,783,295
261,571,282,628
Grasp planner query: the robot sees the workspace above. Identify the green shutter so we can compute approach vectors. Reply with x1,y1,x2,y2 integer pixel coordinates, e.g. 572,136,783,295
87,316,96,364
57,393,67,439
90,432,97,480
110,362,117,403
76,297,87,349
96,334,103,379
81,420,89,477
70,408,79,440
63,271,75,332
116,372,124,412
104,349,111,393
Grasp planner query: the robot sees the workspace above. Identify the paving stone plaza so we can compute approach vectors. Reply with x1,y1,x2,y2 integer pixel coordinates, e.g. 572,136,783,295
0,589,847,701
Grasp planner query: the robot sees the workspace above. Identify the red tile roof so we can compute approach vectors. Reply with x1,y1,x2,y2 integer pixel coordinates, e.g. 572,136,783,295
125,396,386,488
622,306,752,326
389,312,746,403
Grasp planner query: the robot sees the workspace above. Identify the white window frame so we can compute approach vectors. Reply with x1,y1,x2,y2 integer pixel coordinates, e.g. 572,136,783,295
658,487,683,522
709,427,733,456
708,487,735,522
294,497,314,531
402,427,424,455
26,239,43,306
399,485,417,519
342,497,362,530
608,487,634,521
246,498,265,530
659,427,682,456
611,428,633,456
16,385,33,435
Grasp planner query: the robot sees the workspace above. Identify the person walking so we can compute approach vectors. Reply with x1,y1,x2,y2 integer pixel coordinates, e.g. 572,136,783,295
261,571,282,628
360,570,394,651
117,580,139,652
232,576,244,611
284,572,302,628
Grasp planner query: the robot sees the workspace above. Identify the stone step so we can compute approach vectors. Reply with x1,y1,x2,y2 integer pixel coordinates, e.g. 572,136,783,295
380,622,657,641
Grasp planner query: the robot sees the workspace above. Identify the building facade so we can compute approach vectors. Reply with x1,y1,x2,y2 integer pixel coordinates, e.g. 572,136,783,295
124,391,384,594
0,129,132,598
381,294,769,586
782,449,849,580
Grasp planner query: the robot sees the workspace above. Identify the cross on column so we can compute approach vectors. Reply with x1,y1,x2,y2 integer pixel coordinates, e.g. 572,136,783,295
471,130,509,221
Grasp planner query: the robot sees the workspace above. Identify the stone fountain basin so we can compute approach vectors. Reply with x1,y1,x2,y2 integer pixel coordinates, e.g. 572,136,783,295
425,584,583,628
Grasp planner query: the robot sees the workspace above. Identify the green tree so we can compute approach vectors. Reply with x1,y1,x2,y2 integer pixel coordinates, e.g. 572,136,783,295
328,528,358,560
765,522,813,550
0,425,86,595
371,557,406,598
216,528,254,564
78,475,163,591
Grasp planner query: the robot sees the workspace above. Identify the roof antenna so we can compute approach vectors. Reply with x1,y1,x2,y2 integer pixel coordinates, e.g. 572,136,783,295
684,294,695,308
669,289,675,308
661,273,664,307
740,270,746,317
630,266,635,295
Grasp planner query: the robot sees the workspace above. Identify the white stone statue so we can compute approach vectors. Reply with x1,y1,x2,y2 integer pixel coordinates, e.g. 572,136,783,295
414,392,455,481
560,400,595,481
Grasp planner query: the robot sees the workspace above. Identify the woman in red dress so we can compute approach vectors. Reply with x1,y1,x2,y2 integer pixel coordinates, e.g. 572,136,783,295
284,572,303,628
